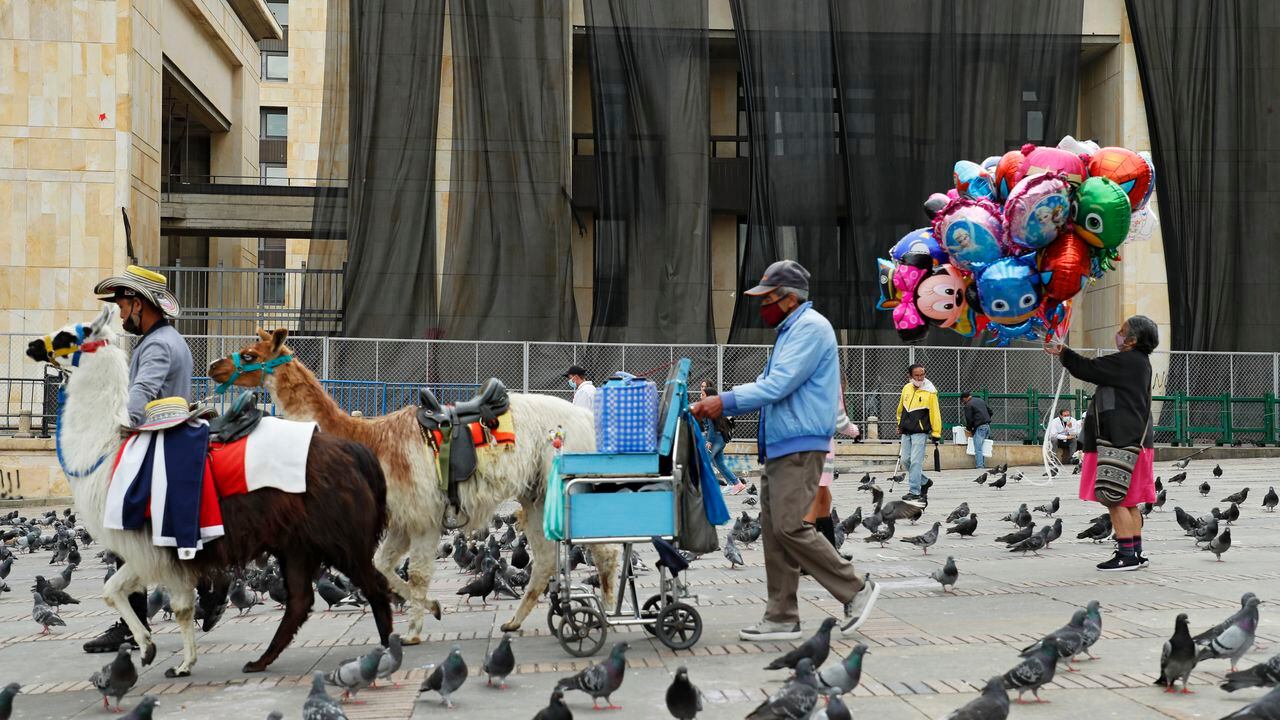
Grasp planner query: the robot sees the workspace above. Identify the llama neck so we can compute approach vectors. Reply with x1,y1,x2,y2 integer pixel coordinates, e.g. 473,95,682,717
268,358,359,432
59,346,130,473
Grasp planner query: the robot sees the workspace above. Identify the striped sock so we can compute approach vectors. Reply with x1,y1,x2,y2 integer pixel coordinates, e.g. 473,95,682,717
1117,537,1137,558
1134,535,1143,557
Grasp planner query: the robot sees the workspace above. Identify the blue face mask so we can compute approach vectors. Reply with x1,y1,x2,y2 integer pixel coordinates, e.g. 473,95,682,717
569,378,577,390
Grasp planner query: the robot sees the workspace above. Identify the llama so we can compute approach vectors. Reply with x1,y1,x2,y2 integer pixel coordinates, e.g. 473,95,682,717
210,329,618,642
26,305,394,676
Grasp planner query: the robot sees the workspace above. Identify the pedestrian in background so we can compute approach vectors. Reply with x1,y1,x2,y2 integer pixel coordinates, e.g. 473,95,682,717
564,365,596,415
691,260,879,641
699,380,745,495
896,364,940,504
1046,406,1079,465
807,394,858,550
961,391,991,469
1047,315,1158,572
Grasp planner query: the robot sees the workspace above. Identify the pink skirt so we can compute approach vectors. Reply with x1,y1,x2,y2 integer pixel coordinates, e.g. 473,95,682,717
1078,448,1156,507
820,439,836,487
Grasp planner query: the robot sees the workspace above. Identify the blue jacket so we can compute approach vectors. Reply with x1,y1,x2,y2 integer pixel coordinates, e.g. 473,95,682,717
721,302,839,461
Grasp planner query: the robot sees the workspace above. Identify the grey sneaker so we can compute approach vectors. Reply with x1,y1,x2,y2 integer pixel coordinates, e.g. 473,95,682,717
738,620,802,642
841,576,881,633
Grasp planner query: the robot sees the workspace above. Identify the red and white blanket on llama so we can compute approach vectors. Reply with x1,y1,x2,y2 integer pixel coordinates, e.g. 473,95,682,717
105,417,315,558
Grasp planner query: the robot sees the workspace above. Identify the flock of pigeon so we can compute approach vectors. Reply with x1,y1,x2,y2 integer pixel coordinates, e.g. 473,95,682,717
1,453,1279,719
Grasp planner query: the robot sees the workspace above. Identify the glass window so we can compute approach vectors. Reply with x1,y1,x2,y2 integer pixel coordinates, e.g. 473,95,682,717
263,51,288,81
258,238,286,306
261,162,288,186
267,1,288,27
262,108,287,138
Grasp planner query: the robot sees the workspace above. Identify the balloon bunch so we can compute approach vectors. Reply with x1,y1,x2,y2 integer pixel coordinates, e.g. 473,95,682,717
876,136,1154,346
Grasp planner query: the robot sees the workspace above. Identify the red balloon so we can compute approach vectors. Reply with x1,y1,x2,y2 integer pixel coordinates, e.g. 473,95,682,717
1038,229,1091,306
994,150,1025,200
1087,146,1153,211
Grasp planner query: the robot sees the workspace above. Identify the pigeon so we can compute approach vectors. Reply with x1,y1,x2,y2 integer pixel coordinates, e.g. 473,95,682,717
1195,593,1258,645
1001,504,1027,524
747,483,758,495
316,575,350,610
0,683,19,720
511,537,530,569
743,495,759,507
91,644,138,711
1223,488,1251,505
1156,613,1198,693
900,522,941,555
724,535,745,570
1008,526,1051,556
947,514,978,538
533,688,573,720
1198,596,1262,671
1214,464,1224,478
1010,472,1025,483
1169,471,1189,484
47,563,75,591
1002,636,1060,703
931,556,960,592
813,693,852,720
765,617,838,671
1077,516,1113,543
146,586,170,621
859,508,883,535
871,487,925,523
326,645,384,703
1200,481,1212,497
303,671,348,720
456,560,498,606
31,592,64,634
989,474,1007,490
1193,517,1220,544
33,575,78,608
946,503,971,523
865,519,895,547
1154,488,1168,511
941,676,1009,720
995,525,1033,546
665,666,702,720
816,643,868,695
229,579,261,615
746,658,820,720
557,641,629,710
1043,518,1064,547
0,557,11,581
420,645,468,708
1204,528,1233,561
1078,600,1104,660
1034,497,1060,517
482,634,515,689
1219,685,1280,719
1173,456,1192,469
973,472,989,485
1222,653,1280,692
1021,609,1088,669
839,507,863,535
121,696,159,720
1264,487,1279,512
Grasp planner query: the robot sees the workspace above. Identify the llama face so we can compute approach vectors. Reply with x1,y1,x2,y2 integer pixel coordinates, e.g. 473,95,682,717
26,304,118,366
209,327,290,387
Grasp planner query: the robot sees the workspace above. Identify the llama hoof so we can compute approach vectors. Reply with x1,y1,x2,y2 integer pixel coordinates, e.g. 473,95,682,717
163,667,191,679
242,660,268,673
499,621,521,633
401,635,423,646
429,602,442,620
141,643,157,666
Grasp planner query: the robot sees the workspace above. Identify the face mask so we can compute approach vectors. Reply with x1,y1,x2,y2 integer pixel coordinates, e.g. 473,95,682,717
122,301,143,335
760,300,787,327
568,378,578,390
911,378,924,388
1115,332,1127,351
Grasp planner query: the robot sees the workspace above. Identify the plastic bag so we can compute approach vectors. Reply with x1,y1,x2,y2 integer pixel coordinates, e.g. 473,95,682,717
542,455,565,542
689,414,730,526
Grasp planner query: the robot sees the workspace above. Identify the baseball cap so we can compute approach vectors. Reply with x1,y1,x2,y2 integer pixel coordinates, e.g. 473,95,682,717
563,365,587,378
745,259,811,296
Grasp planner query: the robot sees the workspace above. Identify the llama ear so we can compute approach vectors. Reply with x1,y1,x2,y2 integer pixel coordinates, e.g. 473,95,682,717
256,328,271,341
270,328,289,353
89,303,117,338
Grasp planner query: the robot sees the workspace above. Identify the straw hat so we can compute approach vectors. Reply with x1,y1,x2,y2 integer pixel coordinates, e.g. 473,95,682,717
94,265,181,319
135,397,203,432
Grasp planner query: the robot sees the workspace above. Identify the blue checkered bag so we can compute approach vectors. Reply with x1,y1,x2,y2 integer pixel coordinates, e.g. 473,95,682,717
593,372,659,453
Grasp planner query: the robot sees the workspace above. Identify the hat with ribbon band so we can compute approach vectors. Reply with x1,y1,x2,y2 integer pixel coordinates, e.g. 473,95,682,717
135,397,204,432
94,265,182,319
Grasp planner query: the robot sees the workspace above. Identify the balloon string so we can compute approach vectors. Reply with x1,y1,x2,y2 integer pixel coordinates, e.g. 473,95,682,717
1030,366,1069,487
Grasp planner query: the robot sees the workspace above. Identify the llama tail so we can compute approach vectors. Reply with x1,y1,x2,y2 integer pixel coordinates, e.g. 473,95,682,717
348,442,389,538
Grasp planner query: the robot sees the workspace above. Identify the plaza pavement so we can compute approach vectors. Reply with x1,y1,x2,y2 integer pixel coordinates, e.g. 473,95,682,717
1,455,1278,719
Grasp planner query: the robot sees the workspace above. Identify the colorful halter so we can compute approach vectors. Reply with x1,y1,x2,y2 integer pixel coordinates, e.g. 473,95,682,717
214,352,293,395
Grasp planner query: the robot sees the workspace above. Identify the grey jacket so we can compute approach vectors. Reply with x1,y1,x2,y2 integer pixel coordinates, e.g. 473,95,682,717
127,321,193,425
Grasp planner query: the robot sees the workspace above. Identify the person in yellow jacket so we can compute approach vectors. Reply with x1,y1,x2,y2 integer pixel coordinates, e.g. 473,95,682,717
896,363,941,504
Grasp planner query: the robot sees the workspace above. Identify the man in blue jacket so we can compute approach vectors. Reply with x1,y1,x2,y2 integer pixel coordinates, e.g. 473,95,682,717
692,260,879,641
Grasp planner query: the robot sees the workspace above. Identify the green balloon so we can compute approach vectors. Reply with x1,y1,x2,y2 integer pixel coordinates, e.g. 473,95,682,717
1073,177,1131,250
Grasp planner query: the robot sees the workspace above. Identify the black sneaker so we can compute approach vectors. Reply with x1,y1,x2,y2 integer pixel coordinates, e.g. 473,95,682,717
922,478,934,494
1097,554,1141,572
901,493,921,502
83,620,135,653
1137,554,1150,568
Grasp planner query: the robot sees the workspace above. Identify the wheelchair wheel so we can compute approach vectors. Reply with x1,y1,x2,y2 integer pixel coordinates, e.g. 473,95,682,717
558,605,608,657
640,592,675,637
653,602,702,651
547,597,590,635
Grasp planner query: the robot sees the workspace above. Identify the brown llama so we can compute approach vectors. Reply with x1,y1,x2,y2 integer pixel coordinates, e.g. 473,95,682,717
27,305,393,676
210,329,618,643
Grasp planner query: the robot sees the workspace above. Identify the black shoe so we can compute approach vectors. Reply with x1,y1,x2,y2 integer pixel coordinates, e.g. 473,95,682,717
1137,554,1150,568
922,478,934,493
1097,554,1141,572
83,620,135,653
902,493,920,502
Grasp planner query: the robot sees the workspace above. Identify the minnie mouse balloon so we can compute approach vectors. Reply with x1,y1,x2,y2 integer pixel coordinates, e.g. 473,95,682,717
916,264,977,336
932,197,1004,271
1003,172,1071,251
954,160,997,202
890,227,948,265
1074,176,1132,249
1086,146,1153,212
891,253,934,343
1019,143,1086,185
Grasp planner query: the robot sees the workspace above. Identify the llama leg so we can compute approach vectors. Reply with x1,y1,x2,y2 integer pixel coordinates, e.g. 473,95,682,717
101,563,156,666
503,499,553,632
337,559,394,647
164,586,198,678
405,531,443,642
594,544,621,612
244,556,316,673
374,530,419,632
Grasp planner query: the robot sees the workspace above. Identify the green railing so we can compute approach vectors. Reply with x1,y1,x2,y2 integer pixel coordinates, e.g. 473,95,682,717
940,390,1279,447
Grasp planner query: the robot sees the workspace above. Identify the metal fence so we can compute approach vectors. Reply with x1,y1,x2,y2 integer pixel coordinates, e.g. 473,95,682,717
4,332,1280,445
151,264,344,336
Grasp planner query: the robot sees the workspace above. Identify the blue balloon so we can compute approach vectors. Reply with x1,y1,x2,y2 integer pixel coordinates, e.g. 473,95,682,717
976,254,1041,328
889,228,948,265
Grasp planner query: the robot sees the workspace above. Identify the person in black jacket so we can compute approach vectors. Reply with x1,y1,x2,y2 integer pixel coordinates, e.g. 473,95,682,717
698,381,744,494
1046,315,1158,572
960,392,992,469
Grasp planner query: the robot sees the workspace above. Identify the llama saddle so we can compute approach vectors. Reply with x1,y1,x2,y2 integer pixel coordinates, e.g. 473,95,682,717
416,378,513,522
104,417,316,559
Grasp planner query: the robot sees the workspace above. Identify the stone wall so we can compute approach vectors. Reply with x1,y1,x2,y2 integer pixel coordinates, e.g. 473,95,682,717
0,438,70,500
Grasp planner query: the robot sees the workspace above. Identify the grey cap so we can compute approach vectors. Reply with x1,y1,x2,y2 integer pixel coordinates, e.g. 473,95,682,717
745,259,810,296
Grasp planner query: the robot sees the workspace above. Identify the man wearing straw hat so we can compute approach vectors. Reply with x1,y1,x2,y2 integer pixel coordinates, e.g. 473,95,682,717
82,266,195,654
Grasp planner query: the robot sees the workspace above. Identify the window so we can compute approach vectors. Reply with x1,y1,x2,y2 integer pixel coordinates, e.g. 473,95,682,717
261,162,287,186
266,0,288,27
261,107,287,139
263,51,288,81
258,238,286,306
